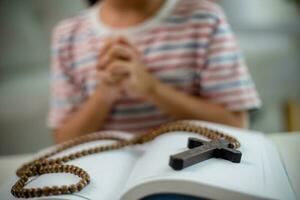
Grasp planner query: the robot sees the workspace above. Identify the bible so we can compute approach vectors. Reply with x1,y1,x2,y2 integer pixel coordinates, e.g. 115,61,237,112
0,121,296,200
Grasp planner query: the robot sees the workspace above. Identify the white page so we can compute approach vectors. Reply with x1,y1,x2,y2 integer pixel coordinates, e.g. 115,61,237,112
1,131,141,200
121,121,274,200
261,136,296,200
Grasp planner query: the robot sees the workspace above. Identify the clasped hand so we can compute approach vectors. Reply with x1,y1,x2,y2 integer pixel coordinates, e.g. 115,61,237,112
96,37,157,101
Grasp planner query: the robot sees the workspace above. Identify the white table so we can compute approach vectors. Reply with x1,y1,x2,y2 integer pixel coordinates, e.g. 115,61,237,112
1,133,299,199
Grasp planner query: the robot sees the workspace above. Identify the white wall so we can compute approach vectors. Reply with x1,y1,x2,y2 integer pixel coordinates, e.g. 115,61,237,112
220,0,300,132
220,0,299,27
0,0,87,154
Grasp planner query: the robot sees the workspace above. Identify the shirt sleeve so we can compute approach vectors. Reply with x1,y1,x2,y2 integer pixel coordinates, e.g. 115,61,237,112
47,25,84,129
198,7,261,111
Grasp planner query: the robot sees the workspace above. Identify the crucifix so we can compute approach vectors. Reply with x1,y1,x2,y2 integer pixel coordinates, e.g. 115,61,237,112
169,137,242,170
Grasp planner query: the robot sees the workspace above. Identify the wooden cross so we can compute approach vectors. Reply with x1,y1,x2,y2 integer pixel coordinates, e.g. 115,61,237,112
169,137,242,170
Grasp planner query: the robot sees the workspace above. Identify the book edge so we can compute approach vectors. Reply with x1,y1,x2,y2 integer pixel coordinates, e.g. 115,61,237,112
121,179,273,200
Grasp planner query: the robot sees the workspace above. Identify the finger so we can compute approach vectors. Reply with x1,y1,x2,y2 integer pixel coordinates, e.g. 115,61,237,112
99,40,135,66
98,45,132,71
99,60,132,84
97,70,114,84
99,37,114,56
116,36,133,48
122,80,141,98
97,38,114,70
98,53,111,71
107,44,134,61
107,60,131,77
115,36,140,57
98,71,125,85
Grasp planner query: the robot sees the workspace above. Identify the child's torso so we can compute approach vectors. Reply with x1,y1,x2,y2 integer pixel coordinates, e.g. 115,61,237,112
60,0,216,132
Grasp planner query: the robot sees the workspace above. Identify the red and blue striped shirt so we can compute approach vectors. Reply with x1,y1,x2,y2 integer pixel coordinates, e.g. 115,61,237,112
48,0,261,132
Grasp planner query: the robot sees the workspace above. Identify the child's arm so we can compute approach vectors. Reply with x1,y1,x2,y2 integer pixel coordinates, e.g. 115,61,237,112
53,82,120,144
148,79,249,128
50,38,121,144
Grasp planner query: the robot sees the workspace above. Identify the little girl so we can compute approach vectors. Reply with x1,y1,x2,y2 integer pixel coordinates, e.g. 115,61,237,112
48,0,261,143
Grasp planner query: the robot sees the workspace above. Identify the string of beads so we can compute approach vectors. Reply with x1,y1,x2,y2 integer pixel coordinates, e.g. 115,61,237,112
11,121,240,198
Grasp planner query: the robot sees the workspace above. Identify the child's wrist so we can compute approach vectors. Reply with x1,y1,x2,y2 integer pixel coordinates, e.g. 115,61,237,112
94,84,120,105
144,78,160,100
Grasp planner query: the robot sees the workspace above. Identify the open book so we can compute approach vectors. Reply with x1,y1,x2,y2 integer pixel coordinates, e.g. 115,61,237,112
0,121,296,200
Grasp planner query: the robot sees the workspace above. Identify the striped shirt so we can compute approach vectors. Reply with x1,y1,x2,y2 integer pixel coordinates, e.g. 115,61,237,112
48,0,261,133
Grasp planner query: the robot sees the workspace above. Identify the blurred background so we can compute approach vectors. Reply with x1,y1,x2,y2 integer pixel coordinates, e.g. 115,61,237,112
0,0,299,155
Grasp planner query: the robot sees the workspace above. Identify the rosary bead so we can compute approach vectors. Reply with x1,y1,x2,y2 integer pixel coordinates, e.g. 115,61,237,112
87,149,94,154
38,166,45,174
55,159,61,164
11,189,16,197
48,160,55,165
79,171,85,176
75,168,81,175
77,183,84,191
23,189,30,198
75,152,82,158
53,165,60,172
69,184,77,193
69,154,76,160
52,186,59,195
61,185,69,193
82,178,89,185
19,192,25,198
19,179,25,186
35,188,43,197
81,150,89,156
43,168,50,174
62,156,70,162
28,188,35,197
43,186,51,196
25,171,33,177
